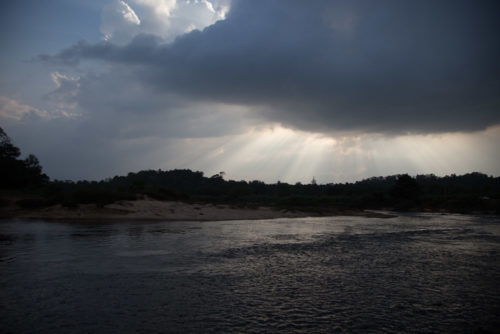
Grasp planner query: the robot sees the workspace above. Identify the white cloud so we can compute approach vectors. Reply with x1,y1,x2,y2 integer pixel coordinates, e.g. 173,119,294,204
101,0,141,44
0,96,76,122
13,0,500,182
100,0,230,44
46,72,81,111
0,96,50,121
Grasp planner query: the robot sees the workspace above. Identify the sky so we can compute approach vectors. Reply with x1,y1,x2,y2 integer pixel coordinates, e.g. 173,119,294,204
1,0,499,184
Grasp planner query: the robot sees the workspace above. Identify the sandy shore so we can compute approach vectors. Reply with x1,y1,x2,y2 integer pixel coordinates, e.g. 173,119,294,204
0,199,394,221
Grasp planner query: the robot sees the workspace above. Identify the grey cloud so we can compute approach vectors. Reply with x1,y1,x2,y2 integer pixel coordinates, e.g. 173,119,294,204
44,0,500,134
4,117,171,180
3,94,254,181
41,66,255,140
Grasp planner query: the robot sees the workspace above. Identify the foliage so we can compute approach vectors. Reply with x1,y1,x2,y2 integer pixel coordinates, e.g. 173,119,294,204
0,127,49,189
1,128,499,213
43,168,498,213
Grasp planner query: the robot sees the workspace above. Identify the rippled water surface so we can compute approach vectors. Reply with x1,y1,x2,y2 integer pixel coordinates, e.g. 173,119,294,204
1,213,499,333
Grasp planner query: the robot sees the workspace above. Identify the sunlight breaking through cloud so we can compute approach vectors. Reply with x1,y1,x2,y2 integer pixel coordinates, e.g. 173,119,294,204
2,1,499,182
166,125,500,184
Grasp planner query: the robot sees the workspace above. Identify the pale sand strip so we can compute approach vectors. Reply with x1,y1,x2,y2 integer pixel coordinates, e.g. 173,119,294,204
1,199,394,221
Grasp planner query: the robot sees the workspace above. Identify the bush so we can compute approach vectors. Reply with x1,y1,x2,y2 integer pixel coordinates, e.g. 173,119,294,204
16,198,49,209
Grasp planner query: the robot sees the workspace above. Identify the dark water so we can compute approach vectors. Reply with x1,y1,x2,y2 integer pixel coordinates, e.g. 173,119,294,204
1,213,499,333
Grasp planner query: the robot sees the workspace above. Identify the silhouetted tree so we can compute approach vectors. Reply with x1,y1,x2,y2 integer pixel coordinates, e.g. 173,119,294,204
23,154,48,185
2,127,497,213
391,174,420,201
0,127,48,188
0,127,21,160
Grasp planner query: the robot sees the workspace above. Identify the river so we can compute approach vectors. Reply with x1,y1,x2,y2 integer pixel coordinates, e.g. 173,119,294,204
1,213,499,333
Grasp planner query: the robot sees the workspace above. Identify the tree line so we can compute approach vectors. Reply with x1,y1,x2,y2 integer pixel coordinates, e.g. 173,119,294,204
1,127,499,213
0,128,48,189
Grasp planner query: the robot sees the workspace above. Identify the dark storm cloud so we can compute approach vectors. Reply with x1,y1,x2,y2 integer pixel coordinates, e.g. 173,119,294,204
44,0,500,134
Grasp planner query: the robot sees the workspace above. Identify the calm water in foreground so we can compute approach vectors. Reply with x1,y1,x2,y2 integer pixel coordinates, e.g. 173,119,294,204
1,213,499,333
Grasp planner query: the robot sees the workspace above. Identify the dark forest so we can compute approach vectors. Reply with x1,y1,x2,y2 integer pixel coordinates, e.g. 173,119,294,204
1,128,499,214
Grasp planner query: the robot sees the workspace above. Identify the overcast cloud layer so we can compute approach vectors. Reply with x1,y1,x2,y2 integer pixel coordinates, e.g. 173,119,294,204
1,0,500,182
44,0,500,134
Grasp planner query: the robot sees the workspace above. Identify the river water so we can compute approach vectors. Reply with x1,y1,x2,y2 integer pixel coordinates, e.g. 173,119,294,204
1,213,499,333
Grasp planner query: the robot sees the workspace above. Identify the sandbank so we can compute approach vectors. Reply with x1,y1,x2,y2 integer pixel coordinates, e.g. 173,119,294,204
0,199,394,221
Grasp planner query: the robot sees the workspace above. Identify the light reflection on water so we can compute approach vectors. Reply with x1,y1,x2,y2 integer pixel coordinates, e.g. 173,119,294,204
1,214,499,333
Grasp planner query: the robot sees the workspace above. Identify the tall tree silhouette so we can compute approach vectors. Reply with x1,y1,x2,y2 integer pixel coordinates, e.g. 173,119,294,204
0,128,21,161
0,127,48,188
391,174,420,201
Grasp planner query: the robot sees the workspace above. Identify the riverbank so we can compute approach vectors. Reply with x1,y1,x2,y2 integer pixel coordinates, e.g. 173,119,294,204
0,198,394,221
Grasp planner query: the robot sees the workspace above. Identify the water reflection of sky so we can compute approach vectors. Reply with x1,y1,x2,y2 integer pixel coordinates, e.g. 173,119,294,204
1,214,499,333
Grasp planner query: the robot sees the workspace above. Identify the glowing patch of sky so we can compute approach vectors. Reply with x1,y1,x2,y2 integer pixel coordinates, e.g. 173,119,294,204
156,125,500,184
1,1,499,183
